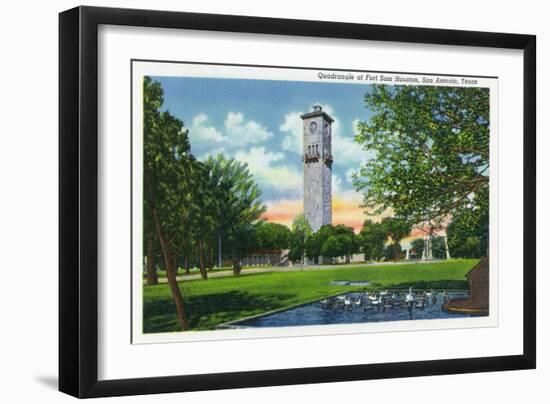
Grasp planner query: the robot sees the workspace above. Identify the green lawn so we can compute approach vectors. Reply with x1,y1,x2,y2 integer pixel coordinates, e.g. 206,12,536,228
143,265,263,279
143,258,479,333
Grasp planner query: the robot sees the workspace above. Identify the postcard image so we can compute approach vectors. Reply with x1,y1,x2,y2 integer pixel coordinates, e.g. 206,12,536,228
131,61,497,343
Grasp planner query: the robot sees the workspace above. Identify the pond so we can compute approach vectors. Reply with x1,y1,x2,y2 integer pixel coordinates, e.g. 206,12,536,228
228,290,484,328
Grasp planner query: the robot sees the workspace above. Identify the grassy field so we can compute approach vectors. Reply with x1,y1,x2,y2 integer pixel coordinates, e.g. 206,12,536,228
143,258,479,333
143,265,263,279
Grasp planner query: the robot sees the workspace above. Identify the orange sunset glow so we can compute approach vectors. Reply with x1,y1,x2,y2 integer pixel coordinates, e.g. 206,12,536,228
261,196,391,233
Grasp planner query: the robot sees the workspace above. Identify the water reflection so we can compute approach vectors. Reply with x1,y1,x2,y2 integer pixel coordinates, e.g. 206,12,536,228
235,290,482,328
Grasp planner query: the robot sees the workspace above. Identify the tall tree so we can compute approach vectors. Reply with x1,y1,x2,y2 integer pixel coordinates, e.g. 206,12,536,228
359,220,387,261
332,225,359,263
290,214,313,265
143,76,197,330
143,224,159,285
380,217,411,260
204,154,266,276
187,162,218,280
354,85,490,232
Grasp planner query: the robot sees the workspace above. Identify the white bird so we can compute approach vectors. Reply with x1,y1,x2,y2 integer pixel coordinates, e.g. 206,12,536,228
405,287,415,303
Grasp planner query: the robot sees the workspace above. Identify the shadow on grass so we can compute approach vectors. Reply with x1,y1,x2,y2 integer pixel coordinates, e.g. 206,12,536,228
144,290,292,333
368,279,469,290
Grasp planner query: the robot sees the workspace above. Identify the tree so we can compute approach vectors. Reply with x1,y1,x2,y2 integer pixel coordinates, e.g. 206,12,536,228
383,242,403,261
431,236,448,259
289,214,312,265
188,162,218,279
447,205,488,258
354,85,489,234
255,222,292,252
332,225,359,263
321,236,345,261
379,217,410,260
410,238,425,259
305,224,333,260
143,76,197,330
204,154,266,276
143,226,159,285
359,220,387,261
382,217,411,245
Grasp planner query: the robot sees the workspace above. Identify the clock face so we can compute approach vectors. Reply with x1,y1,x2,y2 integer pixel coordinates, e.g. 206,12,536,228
309,121,317,133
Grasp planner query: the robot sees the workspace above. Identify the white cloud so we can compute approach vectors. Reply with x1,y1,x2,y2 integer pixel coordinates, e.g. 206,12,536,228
332,174,343,193
279,111,303,153
225,112,273,146
189,113,227,147
331,118,367,165
234,146,302,193
189,111,276,159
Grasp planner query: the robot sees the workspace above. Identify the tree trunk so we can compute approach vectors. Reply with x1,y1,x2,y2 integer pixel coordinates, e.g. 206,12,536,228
209,246,214,270
146,236,158,285
152,208,189,330
232,256,242,276
165,259,189,330
217,232,222,268
184,255,190,274
197,242,208,280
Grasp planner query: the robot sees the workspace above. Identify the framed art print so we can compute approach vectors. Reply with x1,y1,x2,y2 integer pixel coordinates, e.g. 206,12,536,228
59,6,536,398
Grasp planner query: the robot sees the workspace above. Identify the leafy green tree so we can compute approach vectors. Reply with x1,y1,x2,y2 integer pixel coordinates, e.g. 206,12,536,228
143,76,197,330
188,162,218,279
305,224,333,259
255,222,292,252
447,205,488,258
382,217,411,245
333,225,359,262
383,242,403,261
354,85,489,234
359,220,387,261
410,238,425,259
204,155,266,276
289,214,313,265
321,236,345,261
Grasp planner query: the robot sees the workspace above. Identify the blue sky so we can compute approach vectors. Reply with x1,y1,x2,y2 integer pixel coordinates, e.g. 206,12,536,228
152,76,376,230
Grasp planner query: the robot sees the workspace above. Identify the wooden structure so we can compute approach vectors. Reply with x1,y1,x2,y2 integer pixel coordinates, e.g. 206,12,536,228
444,257,489,315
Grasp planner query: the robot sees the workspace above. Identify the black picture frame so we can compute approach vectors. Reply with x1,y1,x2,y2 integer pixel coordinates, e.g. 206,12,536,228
59,5,536,398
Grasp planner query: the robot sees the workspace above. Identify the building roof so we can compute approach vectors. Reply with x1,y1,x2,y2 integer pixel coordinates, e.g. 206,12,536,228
466,256,489,278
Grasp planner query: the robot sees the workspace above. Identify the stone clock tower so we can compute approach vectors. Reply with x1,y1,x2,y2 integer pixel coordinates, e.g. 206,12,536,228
301,105,333,232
